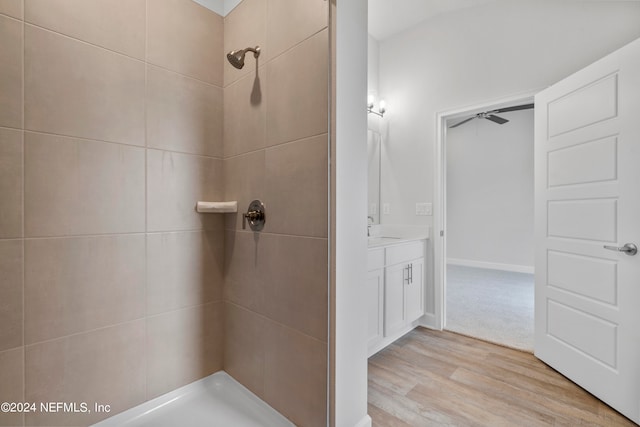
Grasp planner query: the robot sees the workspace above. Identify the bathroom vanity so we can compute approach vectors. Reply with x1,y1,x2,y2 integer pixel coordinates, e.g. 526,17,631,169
367,235,428,357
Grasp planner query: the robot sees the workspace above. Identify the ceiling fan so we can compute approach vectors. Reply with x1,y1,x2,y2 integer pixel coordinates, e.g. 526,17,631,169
449,103,534,128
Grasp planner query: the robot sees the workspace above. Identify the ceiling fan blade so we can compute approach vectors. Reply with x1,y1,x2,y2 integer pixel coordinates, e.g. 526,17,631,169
485,115,509,125
449,116,476,128
494,103,534,114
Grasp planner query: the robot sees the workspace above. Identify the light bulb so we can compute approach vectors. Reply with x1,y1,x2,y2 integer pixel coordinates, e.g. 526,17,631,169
379,100,386,114
367,95,375,109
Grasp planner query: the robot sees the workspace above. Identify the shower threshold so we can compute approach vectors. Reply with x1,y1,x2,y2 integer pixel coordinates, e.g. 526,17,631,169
92,371,294,427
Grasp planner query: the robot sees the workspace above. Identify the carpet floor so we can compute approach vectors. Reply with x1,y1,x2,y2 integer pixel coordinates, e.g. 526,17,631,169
445,264,534,352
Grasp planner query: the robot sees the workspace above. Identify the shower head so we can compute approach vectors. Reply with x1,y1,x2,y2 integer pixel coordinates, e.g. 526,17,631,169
226,46,261,69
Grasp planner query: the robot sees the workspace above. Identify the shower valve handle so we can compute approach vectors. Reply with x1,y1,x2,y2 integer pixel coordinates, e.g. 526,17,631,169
242,200,266,231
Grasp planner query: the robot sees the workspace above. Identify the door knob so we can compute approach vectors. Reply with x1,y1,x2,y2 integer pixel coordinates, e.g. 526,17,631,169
603,243,637,256
242,200,266,231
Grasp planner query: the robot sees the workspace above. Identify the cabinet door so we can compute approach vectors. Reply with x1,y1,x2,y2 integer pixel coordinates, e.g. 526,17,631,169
405,258,424,324
366,268,384,350
384,263,407,336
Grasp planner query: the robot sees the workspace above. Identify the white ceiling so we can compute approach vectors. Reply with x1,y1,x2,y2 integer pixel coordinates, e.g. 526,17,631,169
368,0,640,41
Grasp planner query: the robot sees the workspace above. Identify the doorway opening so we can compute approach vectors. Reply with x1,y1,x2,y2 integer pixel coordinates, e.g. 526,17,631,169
435,93,536,352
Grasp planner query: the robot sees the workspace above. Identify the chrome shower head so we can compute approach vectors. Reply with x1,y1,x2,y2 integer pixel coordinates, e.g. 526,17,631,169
226,46,261,69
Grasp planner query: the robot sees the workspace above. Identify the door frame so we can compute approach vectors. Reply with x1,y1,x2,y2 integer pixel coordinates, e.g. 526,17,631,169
432,90,538,330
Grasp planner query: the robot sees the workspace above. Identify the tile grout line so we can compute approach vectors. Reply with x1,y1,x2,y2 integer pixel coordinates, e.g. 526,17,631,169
21,2,26,417
144,0,149,403
22,21,224,90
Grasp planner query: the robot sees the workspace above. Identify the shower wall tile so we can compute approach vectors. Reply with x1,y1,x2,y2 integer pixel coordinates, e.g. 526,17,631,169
223,0,266,87
24,132,145,237
0,240,23,352
223,150,265,230
264,134,328,237
147,230,224,316
223,229,265,313
261,234,328,342
0,0,23,19
223,302,265,398
146,302,223,399
0,347,24,427
147,65,223,157
266,29,328,146
266,0,328,61
24,25,145,146
24,235,145,344
147,149,223,232
223,69,266,158
264,320,327,427
25,320,146,427
0,128,23,238
25,0,146,59
147,0,223,86
0,15,23,129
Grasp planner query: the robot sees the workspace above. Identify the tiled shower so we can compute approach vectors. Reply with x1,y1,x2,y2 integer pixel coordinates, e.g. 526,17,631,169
0,0,329,426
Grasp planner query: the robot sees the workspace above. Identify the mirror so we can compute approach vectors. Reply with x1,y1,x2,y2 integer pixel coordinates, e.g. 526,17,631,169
367,128,381,224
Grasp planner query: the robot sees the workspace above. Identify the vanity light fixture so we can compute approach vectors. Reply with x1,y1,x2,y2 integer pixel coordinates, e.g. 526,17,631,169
367,95,386,117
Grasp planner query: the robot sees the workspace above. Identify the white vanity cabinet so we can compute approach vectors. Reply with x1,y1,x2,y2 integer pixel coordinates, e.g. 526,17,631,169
367,239,426,357
366,249,385,350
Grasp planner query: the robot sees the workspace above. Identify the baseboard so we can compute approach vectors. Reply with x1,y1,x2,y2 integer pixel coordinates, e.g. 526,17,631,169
355,414,372,427
447,258,534,274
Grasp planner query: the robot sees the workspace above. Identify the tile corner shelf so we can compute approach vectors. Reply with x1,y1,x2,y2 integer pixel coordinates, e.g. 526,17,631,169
196,201,238,213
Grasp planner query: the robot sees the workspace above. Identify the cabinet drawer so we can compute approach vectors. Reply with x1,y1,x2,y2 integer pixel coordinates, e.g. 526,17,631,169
386,241,424,266
368,248,385,271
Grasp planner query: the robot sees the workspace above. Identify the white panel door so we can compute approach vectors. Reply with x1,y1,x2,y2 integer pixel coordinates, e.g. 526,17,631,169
535,37,640,423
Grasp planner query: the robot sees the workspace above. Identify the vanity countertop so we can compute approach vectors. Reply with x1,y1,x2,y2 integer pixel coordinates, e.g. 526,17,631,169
367,226,429,248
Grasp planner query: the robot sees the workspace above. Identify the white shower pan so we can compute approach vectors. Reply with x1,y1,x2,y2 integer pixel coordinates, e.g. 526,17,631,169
92,371,294,427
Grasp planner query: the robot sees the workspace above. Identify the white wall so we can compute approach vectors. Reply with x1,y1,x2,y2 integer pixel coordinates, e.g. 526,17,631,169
378,0,640,227
335,0,371,426
447,109,534,270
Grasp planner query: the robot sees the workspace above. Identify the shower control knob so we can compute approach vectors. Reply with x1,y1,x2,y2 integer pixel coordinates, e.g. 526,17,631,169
242,200,266,231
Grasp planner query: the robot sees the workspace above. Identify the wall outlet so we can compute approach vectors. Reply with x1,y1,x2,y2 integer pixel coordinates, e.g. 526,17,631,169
415,202,433,216
383,203,390,215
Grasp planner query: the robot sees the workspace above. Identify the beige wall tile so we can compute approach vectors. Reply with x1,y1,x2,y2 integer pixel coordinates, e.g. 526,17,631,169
147,230,224,316
147,0,223,86
0,240,23,352
0,128,22,238
266,29,328,146
0,15,23,129
223,302,265,398
223,150,265,230
223,0,266,86
223,229,265,313
264,134,328,237
223,70,266,158
24,132,145,237
266,0,327,60
146,302,223,398
261,234,328,342
264,320,327,427
0,347,24,427
24,25,145,145
0,0,23,19
25,320,146,426
147,149,223,232
25,0,145,59
24,235,145,344
147,65,223,157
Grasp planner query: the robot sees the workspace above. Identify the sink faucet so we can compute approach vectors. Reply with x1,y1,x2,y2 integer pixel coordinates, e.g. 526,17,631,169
367,216,374,237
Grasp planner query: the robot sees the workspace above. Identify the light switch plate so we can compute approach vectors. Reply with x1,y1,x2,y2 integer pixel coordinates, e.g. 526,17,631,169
383,203,390,215
415,202,432,216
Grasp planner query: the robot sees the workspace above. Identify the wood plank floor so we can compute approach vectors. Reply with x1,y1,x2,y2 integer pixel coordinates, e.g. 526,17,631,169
368,328,637,426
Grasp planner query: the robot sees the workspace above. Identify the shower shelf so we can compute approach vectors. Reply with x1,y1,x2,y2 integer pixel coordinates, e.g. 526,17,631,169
196,201,238,213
